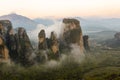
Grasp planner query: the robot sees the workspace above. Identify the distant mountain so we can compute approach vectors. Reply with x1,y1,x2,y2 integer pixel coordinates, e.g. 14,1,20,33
0,13,38,30
0,13,120,32
88,30,117,41
33,18,55,26
99,18,120,31
75,17,120,33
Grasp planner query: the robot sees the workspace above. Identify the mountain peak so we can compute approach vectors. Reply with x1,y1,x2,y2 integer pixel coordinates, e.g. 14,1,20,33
0,13,38,30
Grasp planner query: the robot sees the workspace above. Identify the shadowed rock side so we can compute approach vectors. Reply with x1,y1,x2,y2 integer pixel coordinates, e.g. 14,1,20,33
6,28,17,62
83,35,90,51
62,18,84,53
0,20,12,31
0,20,13,43
0,20,12,39
0,22,6,40
38,29,48,50
15,27,34,66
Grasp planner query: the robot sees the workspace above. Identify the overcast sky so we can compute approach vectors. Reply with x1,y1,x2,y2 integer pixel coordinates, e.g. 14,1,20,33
0,0,120,19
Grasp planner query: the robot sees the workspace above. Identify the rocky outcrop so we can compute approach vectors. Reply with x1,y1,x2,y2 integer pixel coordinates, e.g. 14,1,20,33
0,18,86,64
6,28,17,62
48,32,60,59
83,35,90,51
0,20,12,63
38,29,48,50
0,20,12,32
99,32,120,48
62,18,84,53
114,32,120,41
15,27,34,66
50,32,59,54
0,36,9,62
0,20,13,40
36,30,48,62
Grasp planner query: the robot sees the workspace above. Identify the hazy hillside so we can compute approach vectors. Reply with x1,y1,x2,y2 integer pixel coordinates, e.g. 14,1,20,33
76,18,110,33
77,17,120,33
96,18,120,30
0,13,38,30
88,30,117,41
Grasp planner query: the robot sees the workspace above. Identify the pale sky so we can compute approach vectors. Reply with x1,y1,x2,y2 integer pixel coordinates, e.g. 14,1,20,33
0,0,120,19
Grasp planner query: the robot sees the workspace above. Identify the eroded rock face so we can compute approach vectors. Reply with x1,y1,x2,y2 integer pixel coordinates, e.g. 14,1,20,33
62,18,84,53
36,30,48,62
0,23,5,39
0,20,12,32
83,35,90,51
0,20,13,41
114,32,120,41
15,27,34,66
6,28,17,62
50,32,59,54
0,36,9,62
38,29,48,50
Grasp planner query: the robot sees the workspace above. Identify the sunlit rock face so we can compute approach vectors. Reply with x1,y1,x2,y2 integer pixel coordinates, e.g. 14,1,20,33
0,36,9,62
62,18,84,53
50,32,59,54
0,20,13,63
83,35,90,51
37,30,48,62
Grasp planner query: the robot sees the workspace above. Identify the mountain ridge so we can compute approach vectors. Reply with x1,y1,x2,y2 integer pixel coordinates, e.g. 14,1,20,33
0,13,38,30
0,13,120,32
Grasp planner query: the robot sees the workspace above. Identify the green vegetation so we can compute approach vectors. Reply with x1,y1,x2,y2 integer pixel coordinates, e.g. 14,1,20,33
0,48,120,80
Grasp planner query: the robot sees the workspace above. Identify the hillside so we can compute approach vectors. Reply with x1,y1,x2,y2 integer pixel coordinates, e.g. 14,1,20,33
88,30,117,41
0,13,38,30
75,17,120,34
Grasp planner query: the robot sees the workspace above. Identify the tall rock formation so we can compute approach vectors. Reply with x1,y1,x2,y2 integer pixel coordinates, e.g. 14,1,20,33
15,27,34,66
37,30,48,62
0,20,13,40
0,20,12,31
83,35,90,51
0,36,9,62
62,18,84,53
38,29,48,50
114,32,120,41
